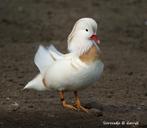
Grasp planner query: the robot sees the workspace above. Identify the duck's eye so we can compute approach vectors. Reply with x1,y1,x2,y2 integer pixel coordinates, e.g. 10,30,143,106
85,29,88,32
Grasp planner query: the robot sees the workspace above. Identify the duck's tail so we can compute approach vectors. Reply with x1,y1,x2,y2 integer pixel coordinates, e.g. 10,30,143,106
24,74,47,91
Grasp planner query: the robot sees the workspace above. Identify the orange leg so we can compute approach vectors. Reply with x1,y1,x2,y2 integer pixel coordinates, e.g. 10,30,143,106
59,91,77,110
74,91,88,113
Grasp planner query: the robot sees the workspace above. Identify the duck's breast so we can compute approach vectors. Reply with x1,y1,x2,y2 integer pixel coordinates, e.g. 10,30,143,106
79,45,102,64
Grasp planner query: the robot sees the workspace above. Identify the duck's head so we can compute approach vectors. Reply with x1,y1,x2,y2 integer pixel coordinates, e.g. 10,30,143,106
68,18,100,53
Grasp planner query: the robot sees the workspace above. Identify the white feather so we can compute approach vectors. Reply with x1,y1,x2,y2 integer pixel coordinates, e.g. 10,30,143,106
34,45,55,74
24,74,47,91
47,44,63,56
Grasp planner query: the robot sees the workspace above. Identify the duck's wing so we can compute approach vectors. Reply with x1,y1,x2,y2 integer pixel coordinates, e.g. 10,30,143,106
47,44,65,60
34,45,55,74
47,45,63,56
48,45,88,69
47,45,75,60
34,45,75,75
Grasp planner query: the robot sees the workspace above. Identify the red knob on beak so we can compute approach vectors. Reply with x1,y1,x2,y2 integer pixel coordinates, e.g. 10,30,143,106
90,35,100,44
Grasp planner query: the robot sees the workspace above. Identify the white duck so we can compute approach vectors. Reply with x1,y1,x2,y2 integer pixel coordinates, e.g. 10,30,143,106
24,18,104,112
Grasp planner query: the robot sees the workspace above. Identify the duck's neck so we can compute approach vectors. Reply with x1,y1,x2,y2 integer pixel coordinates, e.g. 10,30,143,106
79,42,102,64
68,38,99,55
76,40,101,57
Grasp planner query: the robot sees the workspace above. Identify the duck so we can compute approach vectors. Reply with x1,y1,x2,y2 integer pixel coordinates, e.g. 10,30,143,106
24,18,104,112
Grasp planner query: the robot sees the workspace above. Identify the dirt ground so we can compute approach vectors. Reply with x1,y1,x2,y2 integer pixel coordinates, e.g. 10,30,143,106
0,0,147,128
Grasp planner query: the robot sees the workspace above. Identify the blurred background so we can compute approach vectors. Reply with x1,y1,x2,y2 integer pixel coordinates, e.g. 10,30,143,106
0,0,147,128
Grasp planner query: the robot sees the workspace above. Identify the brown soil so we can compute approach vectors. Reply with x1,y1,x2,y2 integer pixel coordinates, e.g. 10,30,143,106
0,0,147,128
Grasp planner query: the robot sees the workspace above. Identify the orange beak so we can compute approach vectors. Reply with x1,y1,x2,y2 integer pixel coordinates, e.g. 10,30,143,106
90,34,100,44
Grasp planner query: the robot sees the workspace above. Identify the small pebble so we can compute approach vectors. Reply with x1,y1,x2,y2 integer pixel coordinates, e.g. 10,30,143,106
6,97,10,100
11,102,19,107
11,102,20,111
137,107,141,110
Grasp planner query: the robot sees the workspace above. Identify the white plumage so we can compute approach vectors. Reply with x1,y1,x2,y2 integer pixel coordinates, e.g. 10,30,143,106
25,44,103,91
24,18,104,112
